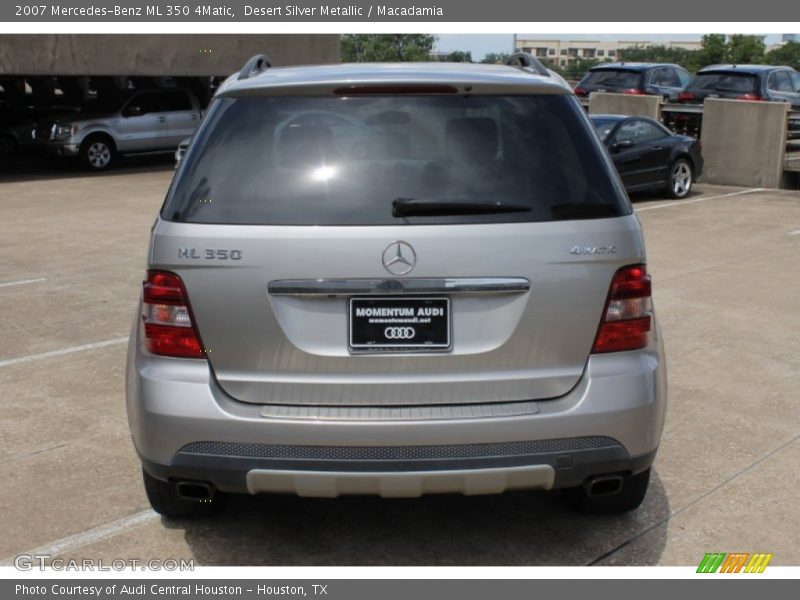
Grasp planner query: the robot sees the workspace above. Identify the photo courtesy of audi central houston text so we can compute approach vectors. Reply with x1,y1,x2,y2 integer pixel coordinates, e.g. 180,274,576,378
1,30,799,569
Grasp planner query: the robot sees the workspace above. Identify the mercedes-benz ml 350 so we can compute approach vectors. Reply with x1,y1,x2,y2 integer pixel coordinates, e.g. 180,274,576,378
126,58,666,517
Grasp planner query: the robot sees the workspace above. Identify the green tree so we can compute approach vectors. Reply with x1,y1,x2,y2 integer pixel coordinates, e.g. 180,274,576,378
480,52,511,65
765,41,800,69
618,45,700,71
341,34,437,62
725,35,766,65
697,34,727,68
561,57,601,80
445,50,473,63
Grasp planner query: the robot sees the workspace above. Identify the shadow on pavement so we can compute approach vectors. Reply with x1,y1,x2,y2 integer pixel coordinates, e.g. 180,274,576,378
628,189,700,204
0,152,174,184
164,470,670,566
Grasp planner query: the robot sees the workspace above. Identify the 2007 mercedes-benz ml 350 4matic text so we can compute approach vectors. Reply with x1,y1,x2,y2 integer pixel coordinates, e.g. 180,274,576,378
126,57,666,518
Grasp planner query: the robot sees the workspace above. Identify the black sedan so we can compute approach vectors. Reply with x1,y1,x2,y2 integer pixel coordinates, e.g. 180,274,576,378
590,114,704,199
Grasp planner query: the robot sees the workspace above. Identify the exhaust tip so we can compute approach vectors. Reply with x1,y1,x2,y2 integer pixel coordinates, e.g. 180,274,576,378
176,481,215,503
585,474,624,497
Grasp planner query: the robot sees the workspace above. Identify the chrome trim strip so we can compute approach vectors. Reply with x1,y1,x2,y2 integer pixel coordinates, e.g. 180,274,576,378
257,400,541,421
268,277,530,296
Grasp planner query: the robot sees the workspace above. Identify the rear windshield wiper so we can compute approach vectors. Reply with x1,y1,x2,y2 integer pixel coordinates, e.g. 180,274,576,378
392,197,532,218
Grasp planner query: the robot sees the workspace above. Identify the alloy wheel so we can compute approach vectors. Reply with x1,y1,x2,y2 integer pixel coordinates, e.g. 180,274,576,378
87,141,112,169
672,161,692,198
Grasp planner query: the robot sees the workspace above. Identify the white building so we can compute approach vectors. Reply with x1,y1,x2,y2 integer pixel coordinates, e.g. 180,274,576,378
514,38,703,68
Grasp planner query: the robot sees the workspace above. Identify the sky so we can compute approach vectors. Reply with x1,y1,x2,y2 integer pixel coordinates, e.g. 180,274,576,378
434,34,786,61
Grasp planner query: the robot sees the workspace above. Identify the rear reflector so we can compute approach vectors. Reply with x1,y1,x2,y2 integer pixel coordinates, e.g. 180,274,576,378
592,265,652,353
142,270,205,359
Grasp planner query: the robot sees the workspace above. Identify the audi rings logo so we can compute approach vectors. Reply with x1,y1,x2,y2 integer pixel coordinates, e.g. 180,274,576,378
384,326,416,340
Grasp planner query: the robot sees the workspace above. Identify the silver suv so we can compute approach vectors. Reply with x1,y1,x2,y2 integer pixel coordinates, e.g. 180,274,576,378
35,88,201,170
126,57,666,518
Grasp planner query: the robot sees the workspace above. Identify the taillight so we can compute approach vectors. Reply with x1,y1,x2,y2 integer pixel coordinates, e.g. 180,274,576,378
622,88,646,95
574,86,588,97
677,91,696,102
592,265,652,354
142,270,205,359
736,93,763,101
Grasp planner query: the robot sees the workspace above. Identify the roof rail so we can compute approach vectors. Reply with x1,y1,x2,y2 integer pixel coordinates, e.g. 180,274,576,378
504,53,551,77
238,54,273,81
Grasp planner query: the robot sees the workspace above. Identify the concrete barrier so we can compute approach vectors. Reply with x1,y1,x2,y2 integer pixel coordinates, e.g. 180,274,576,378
588,92,661,120
700,98,789,189
0,34,341,76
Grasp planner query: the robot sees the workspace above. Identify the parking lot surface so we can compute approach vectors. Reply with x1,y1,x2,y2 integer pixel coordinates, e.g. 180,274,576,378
0,164,798,566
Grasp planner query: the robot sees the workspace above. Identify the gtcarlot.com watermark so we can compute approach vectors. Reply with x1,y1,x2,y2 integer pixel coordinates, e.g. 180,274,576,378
13,553,194,571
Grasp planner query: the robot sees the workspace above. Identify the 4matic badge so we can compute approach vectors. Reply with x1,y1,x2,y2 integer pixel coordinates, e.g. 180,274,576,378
570,245,617,256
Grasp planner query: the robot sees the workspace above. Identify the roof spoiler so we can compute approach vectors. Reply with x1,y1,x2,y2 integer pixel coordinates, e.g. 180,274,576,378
238,54,273,81
504,53,551,77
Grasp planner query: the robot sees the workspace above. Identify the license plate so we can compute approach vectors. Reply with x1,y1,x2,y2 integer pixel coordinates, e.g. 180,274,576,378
349,297,450,352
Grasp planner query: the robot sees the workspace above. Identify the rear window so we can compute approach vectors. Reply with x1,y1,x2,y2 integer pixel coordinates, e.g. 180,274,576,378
580,69,643,89
163,94,629,226
689,72,759,94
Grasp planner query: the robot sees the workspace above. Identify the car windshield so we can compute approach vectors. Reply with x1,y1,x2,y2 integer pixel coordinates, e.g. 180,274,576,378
690,73,759,93
580,70,643,88
79,90,131,114
590,117,620,141
163,94,629,225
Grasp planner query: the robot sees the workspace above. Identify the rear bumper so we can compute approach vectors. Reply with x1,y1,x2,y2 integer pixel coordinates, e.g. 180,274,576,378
140,442,657,497
127,322,666,497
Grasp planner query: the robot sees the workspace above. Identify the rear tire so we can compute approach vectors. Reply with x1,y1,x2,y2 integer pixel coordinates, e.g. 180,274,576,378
80,134,116,171
142,469,225,518
564,468,651,515
666,158,693,199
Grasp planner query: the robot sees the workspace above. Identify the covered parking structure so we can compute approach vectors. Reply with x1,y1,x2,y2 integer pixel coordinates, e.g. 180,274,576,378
0,34,341,157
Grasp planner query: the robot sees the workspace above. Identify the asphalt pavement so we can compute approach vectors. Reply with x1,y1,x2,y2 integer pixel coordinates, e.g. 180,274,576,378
1,164,798,566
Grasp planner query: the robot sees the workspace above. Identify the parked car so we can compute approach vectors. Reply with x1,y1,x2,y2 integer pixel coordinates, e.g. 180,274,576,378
678,64,800,106
33,88,202,170
0,106,34,156
0,102,80,157
127,57,666,518
590,114,703,199
677,64,800,139
575,62,692,101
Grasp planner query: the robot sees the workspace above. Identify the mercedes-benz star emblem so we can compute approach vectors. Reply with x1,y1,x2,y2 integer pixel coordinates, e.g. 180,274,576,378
381,241,417,276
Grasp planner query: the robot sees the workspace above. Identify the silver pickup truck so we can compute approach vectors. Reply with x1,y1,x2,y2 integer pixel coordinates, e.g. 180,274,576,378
34,88,202,170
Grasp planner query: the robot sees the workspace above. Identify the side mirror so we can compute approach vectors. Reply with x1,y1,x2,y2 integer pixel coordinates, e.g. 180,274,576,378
124,105,143,117
611,138,635,153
